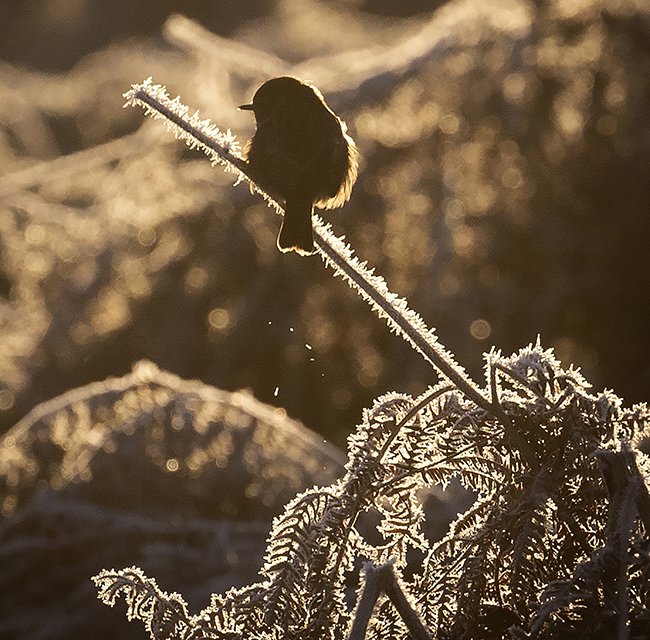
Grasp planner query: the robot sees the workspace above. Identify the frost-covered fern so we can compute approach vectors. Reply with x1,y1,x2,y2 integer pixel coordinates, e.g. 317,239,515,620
94,82,650,640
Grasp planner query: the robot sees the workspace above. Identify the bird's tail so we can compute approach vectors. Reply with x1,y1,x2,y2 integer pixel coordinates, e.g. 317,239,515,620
278,193,315,255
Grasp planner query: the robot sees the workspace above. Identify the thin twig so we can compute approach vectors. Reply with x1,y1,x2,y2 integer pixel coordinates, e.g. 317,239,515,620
132,87,248,175
315,232,491,413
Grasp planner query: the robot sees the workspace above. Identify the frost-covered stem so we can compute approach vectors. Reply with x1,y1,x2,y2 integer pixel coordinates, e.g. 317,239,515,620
124,78,491,411
348,562,432,640
612,479,637,640
629,451,650,535
347,563,382,640
313,231,490,413
130,86,247,174
383,567,432,640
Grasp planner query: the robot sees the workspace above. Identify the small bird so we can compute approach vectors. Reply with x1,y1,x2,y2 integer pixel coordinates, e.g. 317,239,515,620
240,77,358,255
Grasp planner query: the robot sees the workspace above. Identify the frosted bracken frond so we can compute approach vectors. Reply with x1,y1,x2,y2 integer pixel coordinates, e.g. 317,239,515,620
92,341,650,639
93,566,192,639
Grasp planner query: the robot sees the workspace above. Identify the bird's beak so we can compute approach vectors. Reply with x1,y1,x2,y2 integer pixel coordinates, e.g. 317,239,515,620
238,103,254,111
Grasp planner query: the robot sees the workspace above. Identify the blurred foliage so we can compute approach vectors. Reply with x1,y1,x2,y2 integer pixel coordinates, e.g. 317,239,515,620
0,361,345,639
0,360,345,521
0,0,648,451
0,0,274,72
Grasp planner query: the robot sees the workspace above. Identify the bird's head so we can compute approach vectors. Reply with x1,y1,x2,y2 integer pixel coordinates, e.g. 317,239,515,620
239,76,325,123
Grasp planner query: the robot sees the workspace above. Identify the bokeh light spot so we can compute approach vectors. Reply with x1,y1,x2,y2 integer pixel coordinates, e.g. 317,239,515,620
208,307,230,331
137,227,157,247
0,389,15,410
469,319,492,340
440,114,460,135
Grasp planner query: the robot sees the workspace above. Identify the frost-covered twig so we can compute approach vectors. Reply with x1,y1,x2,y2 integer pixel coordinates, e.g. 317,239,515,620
123,78,492,417
124,78,249,179
348,562,432,640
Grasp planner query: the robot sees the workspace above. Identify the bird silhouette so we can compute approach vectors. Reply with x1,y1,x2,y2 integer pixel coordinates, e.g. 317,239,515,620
240,77,358,255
